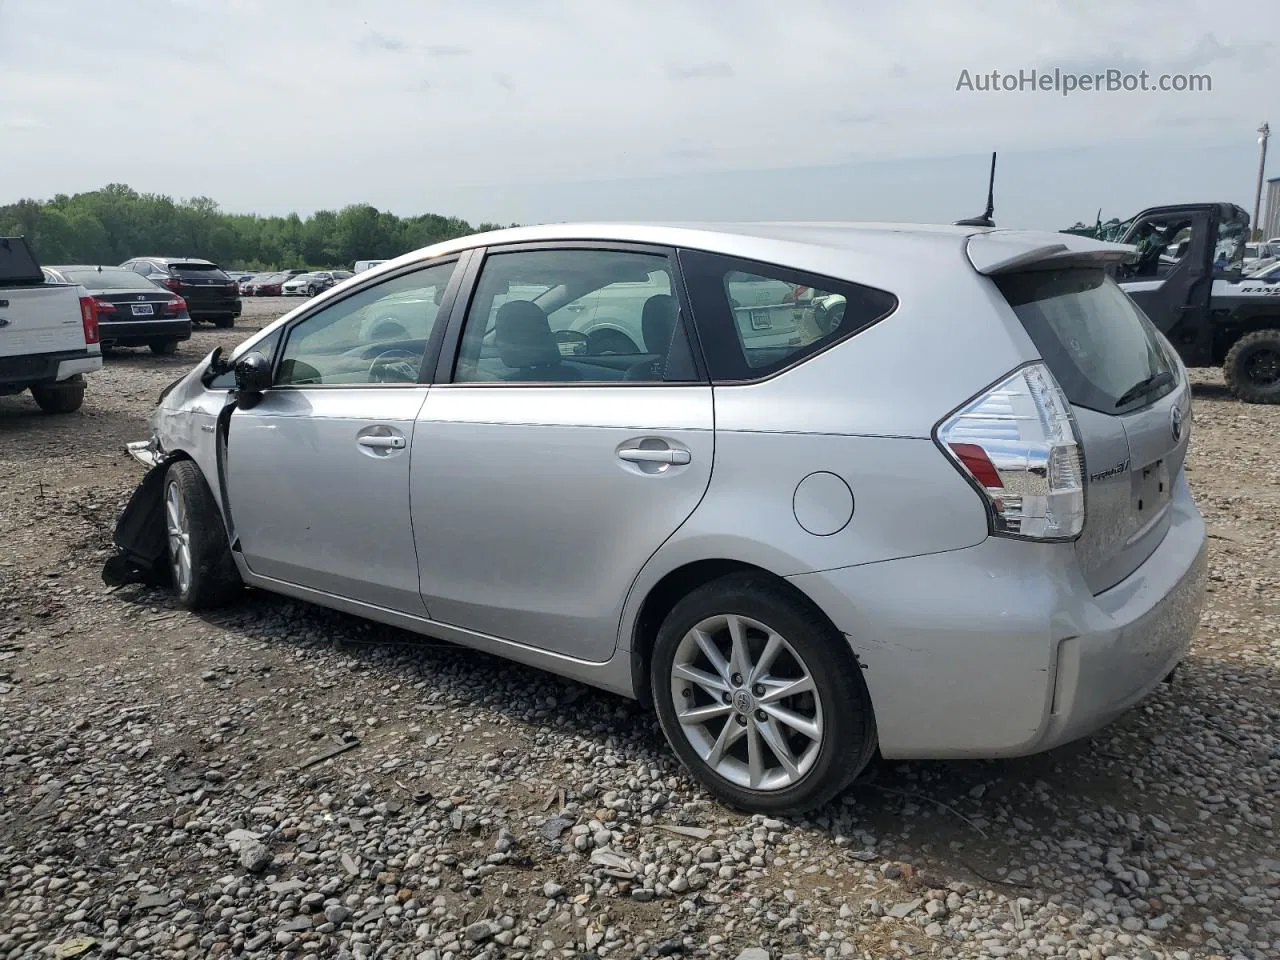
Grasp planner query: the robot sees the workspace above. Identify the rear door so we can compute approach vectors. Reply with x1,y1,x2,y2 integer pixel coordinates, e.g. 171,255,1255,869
995,267,1191,594
1114,208,1215,364
410,243,713,662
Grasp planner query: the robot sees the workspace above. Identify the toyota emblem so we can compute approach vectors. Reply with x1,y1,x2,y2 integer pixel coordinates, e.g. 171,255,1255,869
1170,405,1184,442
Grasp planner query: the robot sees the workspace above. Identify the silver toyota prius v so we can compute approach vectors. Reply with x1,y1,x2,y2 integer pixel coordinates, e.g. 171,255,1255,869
112,221,1208,814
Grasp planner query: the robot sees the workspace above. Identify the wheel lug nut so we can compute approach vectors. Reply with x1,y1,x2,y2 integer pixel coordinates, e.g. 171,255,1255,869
755,710,767,722
721,693,731,704
752,684,765,696
735,715,748,726
731,674,743,686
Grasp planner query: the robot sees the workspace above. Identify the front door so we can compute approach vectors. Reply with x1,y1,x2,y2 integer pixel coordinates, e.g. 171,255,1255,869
224,258,462,613
1116,208,1214,363
411,244,713,662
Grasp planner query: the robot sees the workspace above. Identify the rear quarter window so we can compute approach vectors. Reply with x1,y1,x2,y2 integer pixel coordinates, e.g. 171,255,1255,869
678,249,897,382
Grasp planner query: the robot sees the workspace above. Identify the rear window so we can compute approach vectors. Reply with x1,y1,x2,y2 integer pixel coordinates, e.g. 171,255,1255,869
63,269,153,290
172,263,229,280
996,268,1175,414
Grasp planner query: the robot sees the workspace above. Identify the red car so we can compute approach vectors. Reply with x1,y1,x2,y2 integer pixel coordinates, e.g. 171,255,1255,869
244,272,285,297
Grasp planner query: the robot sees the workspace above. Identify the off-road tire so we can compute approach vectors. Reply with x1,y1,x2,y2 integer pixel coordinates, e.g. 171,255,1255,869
1224,329,1280,404
30,375,85,414
651,573,877,814
164,460,242,609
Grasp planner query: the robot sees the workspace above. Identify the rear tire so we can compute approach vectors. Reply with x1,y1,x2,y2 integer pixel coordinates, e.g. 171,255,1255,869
164,460,241,609
212,314,236,329
30,375,85,414
1224,329,1280,404
650,573,876,814
150,340,179,356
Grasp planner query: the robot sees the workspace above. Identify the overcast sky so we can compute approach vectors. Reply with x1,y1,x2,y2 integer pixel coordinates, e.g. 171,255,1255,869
0,0,1275,230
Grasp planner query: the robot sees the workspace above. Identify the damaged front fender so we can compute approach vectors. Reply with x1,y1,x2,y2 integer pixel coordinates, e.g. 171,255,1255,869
101,461,172,589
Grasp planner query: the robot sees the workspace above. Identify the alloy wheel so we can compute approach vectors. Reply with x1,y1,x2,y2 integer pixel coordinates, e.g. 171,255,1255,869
668,614,824,791
165,480,192,595
1245,346,1280,386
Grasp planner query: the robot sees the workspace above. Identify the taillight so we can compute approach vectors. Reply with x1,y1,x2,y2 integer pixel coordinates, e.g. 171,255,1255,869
78,295,101,345
92,298,118,315
162,277,183,292
165,296,188,315
935,362,1084,541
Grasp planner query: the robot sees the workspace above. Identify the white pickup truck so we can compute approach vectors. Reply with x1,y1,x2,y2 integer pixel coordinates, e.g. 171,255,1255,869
0,237,102,413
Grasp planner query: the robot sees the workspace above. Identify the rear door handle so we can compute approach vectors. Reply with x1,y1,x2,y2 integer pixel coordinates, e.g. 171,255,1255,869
618,447,690,465
358,435,406,449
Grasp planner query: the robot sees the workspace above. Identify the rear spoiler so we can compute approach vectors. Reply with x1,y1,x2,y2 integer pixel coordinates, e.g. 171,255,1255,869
966,230,1136,276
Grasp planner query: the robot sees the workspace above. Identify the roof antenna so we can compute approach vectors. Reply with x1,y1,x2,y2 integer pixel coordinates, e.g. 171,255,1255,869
954,151,997,227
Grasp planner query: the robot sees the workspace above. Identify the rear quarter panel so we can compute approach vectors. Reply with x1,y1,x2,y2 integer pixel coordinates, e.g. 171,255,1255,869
619,251,1039,652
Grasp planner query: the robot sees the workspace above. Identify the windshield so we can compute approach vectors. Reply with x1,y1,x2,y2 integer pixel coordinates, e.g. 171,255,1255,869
997,268,1176,414
62,268,156,290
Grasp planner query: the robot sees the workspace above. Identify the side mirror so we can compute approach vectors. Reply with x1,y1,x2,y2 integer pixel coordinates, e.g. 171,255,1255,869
234,351,272,394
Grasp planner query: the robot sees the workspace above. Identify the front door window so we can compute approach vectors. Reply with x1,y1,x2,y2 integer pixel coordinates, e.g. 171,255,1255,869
275,261,456,386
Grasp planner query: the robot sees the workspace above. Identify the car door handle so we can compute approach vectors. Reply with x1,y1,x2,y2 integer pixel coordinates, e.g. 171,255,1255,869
618,447,690,465
358,435,406,449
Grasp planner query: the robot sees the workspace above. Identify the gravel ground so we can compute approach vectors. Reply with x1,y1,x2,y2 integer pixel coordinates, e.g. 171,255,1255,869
1,299,1277,960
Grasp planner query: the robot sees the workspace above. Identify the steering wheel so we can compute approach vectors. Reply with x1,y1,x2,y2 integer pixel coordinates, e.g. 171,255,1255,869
368,348,421,383
552,329,588,357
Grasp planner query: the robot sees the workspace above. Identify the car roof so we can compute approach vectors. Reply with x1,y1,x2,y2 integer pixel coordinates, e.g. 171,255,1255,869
363,220,1131,282
46,264,129,272
130,256,217,265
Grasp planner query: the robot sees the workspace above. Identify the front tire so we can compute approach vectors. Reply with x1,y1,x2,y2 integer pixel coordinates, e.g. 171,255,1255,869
1224,329,1280,404
164,461,241,609
651,573,876,814
30,375,85,414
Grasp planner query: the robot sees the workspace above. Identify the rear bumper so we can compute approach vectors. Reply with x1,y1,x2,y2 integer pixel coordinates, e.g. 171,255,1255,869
788,472,1207,760
0,348,102,390
187,300,241,319
101,319,192,345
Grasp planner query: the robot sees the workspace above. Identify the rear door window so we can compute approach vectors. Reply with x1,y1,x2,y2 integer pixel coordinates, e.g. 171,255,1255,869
996,268,1176,414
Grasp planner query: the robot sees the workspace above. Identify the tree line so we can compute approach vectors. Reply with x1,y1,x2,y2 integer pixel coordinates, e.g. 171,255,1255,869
0,184,513,271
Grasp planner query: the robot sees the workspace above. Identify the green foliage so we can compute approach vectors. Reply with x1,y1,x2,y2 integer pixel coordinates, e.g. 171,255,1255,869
0,185,511,270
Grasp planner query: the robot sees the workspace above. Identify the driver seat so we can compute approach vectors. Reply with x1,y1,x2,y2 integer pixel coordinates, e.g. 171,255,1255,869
495,300,582,381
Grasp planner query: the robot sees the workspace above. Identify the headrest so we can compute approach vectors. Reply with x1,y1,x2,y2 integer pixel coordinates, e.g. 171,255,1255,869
495,300,562,369
641,294,679,353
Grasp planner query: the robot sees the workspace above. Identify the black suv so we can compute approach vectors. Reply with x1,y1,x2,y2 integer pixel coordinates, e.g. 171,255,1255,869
119,257,242,327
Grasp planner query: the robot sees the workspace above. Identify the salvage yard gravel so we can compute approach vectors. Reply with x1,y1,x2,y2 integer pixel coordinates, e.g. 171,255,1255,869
1,300,1277,959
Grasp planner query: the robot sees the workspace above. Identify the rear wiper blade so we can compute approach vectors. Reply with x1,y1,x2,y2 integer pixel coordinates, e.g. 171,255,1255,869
1115,370,1174,408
